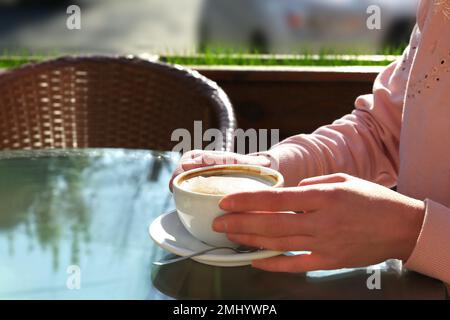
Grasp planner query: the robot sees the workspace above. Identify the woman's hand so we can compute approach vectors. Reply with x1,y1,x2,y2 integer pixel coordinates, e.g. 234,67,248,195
213,173,425,273
169,151,271,191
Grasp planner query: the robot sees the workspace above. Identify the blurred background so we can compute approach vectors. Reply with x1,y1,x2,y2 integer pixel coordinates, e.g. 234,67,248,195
0,0,418,56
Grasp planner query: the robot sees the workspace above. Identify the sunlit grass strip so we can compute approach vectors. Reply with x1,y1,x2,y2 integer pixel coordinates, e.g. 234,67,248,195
0,53,399,69
163,53,398,67
0,56,46,68
0,48,57,69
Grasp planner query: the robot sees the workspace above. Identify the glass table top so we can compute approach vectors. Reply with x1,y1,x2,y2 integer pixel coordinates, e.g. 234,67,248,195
0,149,447,300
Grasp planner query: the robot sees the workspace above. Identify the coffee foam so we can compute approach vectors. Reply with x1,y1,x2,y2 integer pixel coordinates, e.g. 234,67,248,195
180,175,272,195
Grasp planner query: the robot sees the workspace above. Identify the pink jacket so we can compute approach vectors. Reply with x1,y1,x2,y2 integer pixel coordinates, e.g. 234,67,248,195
260,0,450,284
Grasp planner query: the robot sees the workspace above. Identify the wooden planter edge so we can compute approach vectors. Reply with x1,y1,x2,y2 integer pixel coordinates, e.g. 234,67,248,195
194,65,383,83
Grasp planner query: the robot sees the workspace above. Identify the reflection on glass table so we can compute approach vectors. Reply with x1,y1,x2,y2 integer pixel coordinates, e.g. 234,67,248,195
0,149,447,300
0,149,178,299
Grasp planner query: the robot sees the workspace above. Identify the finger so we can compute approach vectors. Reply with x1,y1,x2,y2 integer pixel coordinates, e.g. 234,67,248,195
219,187,323,213
182,153,270,170
181,159,212,171
181,153,233,170
298,173,350,187
213,212,316,237
227,234,317,252
179,150,205,163
180,151,211,169
252,253,334,273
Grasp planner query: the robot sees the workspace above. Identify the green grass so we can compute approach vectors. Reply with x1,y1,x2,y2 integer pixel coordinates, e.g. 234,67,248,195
0,46,404,69
163,53,396,67
0,49,55,68
162,46,403,67
0,58,35,68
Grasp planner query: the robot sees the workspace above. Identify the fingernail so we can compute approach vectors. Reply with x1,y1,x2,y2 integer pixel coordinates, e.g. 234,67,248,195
181,160,196,169
258,156,271,167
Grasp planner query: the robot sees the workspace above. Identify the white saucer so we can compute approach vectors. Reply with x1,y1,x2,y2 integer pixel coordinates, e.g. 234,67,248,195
149,210,282,267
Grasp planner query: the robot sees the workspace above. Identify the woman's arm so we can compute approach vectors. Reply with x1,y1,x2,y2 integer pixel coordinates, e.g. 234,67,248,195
259,28,421,187
170,28,421,189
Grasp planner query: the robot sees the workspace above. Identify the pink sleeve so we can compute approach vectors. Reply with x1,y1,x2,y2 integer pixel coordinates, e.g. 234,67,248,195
404,200,450,284
259,28,420,187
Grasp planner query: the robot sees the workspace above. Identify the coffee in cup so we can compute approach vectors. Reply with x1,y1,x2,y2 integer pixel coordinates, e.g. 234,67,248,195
172,165,284,247
179,174,272,196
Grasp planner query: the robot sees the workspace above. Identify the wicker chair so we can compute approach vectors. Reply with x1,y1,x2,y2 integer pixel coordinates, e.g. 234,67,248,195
0,56,236,151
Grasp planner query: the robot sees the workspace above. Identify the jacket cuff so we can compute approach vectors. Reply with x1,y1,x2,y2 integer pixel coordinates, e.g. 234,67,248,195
404,199,450,284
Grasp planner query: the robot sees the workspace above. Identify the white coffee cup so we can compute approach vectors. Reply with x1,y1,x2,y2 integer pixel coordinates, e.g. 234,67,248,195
172,164,284,247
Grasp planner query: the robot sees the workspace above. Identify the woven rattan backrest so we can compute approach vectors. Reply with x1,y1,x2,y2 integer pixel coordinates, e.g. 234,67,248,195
0,56,236,151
